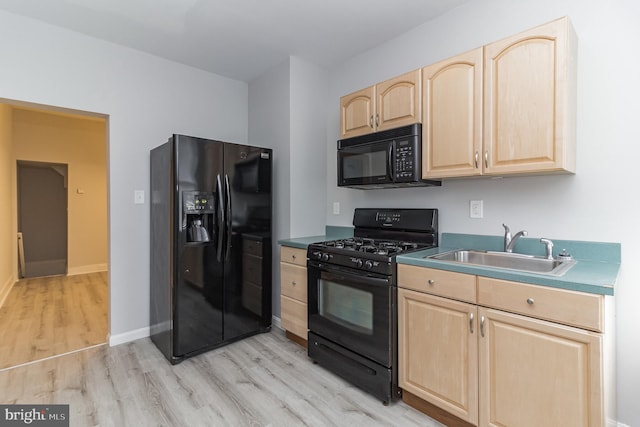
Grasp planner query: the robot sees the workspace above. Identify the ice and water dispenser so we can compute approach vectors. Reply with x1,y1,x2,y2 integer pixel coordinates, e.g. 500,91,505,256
182,191,215,243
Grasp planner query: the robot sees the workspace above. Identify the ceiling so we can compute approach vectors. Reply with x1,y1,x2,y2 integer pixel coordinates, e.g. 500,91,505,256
0,0,471,82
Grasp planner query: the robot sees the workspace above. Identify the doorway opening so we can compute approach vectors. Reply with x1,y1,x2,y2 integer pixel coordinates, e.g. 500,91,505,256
17,161,69,278
0,99,109,370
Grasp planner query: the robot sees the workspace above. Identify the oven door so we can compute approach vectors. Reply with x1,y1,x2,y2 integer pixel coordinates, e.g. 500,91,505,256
337,140,393,187
308,260,393,367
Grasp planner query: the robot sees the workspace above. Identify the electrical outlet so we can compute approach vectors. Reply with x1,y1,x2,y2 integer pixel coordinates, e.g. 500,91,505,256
470,200,483,218
333,202,340,215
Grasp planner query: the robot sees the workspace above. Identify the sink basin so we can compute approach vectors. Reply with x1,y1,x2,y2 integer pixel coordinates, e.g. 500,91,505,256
427,250,575,276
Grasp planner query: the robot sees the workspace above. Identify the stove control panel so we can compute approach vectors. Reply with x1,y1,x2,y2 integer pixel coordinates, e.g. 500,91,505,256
349,258,377,270
309,248,390,274
375,211,401,224
311,251,333,262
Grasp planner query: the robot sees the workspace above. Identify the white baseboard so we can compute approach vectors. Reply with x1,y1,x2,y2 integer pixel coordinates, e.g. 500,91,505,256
109,326,150,346
0,276,15,308
272,315,282,331
67,263,108,276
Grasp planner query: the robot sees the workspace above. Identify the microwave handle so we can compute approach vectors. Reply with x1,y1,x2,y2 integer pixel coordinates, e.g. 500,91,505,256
387,143,394,181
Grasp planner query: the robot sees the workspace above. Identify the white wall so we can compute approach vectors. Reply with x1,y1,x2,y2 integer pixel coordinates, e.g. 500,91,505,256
249,56,328,318
325,0,639,425
0,10,249,340
0,104,13,304
248,59,291,317
289,57,328,237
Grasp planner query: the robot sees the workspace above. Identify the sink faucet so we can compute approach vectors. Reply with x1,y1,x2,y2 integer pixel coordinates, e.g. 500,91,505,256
503,224,528,252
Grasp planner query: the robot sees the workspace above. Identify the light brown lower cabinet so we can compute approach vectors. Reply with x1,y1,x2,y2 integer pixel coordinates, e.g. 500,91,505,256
399,288,479,425
279,246,308,345
478,307,601,427
398,264,613,427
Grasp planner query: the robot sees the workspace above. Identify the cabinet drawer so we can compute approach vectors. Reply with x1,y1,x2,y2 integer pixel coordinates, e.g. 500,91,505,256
398,264,476,303
280,246,307,266
478,277,603,332
281,295,307,339
280,262,307,302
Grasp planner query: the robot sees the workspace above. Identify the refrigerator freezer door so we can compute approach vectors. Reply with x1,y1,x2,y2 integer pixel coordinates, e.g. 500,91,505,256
174,135,225,357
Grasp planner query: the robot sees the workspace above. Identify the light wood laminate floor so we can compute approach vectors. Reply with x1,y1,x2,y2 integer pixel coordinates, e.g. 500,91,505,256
0,329,443,427
0,272,108,370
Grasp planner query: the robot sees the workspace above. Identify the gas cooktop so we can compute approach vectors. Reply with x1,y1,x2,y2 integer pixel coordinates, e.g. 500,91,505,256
307,208,438,275
314,237,430,256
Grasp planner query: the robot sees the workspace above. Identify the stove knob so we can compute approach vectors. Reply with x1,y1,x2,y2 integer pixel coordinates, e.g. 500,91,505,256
364,260,373,270
322,253,330,262
355,259,363,268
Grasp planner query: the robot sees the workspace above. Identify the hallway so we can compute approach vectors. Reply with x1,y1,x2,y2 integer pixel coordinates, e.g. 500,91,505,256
0,272,108,370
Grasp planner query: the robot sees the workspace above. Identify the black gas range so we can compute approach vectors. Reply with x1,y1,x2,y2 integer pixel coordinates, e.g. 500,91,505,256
307,208,438,404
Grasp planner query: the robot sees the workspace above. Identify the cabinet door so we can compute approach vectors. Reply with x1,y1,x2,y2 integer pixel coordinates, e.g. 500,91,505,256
478,308,602,427
484,17,576,175
399,288,478,425
340,86,375,138
376,69,422,132
423,48,483,178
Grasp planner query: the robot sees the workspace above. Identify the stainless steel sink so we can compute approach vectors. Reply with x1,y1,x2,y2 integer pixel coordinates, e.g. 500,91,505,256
427,250,575,276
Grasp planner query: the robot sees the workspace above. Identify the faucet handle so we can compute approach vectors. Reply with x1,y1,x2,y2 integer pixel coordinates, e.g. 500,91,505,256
540,238,554,260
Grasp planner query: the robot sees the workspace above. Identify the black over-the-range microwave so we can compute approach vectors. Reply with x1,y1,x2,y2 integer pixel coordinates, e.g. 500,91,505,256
337,123,441,189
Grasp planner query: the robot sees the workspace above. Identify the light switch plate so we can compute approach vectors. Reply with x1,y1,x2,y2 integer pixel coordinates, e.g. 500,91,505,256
470,200,483,218
134,190,145,204
333,202,340,215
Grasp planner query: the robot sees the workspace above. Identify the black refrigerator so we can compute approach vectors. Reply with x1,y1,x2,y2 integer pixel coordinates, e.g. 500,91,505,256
150,134,272,364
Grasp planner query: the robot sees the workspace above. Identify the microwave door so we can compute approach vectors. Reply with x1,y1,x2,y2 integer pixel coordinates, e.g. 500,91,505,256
338,141,392,187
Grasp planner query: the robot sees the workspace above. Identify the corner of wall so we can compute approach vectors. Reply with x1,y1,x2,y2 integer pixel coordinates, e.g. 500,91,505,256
0,103,16,292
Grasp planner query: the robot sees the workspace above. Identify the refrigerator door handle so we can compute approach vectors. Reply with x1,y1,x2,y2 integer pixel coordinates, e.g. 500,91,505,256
216,174,225,262
224,174,232,261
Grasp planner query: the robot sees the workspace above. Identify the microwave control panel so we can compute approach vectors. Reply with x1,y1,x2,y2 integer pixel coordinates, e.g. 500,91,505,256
394,138,418,181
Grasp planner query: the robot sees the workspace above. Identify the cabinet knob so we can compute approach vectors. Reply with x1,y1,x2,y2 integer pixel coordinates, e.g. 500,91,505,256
527,297,535,305
292,254,296,260
428,279,435,285
291,281,296,286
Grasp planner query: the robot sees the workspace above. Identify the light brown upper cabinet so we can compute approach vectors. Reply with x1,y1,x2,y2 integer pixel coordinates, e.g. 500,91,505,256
340,69,422,139
422,17,577,179
422,47,483,178
484,16,577,175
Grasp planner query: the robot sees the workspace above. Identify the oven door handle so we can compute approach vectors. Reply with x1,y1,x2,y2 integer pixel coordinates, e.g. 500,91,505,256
308,261,391,287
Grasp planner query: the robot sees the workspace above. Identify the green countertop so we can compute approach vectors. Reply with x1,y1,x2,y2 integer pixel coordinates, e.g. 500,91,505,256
278,226,353,249
398,233,619,296
278,235,327,249
278,230,619,296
